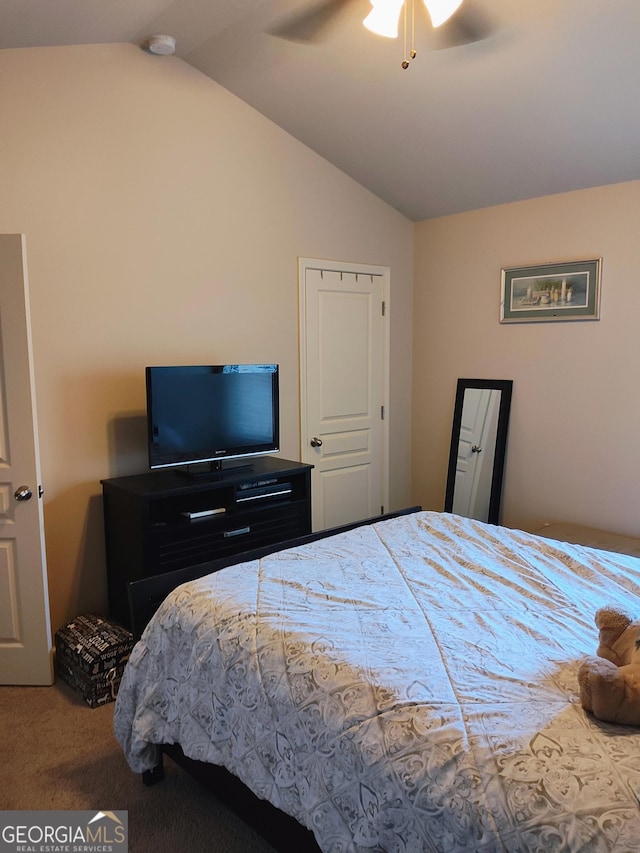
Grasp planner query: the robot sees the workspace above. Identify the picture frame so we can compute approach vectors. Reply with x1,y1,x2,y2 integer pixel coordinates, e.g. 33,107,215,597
500,258,601,323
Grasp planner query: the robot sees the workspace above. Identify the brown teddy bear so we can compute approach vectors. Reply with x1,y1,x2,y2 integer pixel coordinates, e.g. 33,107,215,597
578,605,640,726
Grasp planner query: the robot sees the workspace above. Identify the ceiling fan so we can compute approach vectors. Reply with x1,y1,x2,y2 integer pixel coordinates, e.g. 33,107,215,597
269,0,494,50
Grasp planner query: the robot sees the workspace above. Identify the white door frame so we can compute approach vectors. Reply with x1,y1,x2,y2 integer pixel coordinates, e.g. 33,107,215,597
298,257,390,523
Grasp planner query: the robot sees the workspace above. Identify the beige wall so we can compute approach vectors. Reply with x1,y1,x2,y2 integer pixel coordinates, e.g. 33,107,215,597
0,44,414,632
412,180,640,537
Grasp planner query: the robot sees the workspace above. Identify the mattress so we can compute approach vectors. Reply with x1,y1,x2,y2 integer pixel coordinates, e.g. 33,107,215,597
114,510,640,852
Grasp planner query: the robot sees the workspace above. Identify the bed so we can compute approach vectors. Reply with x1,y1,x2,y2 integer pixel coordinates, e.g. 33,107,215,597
114,509,640,852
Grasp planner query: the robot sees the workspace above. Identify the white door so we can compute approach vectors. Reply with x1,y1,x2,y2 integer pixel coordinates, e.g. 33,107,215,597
0,234,53,685
299,259,389,531
452,388,498,521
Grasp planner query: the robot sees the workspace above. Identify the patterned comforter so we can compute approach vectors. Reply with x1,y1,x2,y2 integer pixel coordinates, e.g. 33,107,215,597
114,511,640,852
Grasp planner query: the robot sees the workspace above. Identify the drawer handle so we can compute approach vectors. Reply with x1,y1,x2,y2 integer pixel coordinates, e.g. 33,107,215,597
224,526,251,538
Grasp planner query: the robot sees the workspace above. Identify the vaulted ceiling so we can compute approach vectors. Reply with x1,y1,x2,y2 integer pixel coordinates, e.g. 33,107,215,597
2,0,639,221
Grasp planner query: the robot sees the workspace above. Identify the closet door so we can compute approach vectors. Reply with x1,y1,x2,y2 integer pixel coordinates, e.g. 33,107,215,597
0,234,53,685
299,259,389,531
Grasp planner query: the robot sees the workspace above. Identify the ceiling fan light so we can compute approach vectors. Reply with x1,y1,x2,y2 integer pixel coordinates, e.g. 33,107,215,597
363,0,405,38
422,0,464,28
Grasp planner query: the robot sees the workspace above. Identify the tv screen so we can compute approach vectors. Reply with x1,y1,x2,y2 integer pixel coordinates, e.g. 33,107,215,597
146,364,279,470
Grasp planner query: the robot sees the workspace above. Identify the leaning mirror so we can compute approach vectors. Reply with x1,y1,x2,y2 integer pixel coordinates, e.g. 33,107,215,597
444,379,513,525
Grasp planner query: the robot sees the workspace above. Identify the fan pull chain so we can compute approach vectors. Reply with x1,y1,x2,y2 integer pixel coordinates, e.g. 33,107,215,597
401,0,417,69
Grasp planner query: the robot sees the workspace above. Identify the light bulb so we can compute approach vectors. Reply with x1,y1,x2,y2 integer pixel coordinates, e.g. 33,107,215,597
363,0,406,38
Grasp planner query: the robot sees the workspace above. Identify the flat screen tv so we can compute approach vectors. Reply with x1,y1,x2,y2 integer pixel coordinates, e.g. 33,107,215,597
146,364,279,472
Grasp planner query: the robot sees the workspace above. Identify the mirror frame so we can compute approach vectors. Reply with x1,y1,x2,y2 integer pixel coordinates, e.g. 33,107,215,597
444,378,513,525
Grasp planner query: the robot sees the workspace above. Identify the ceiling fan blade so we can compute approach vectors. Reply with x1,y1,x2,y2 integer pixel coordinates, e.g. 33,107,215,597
268,0,354,43
269,0,494,47
436,1,494,48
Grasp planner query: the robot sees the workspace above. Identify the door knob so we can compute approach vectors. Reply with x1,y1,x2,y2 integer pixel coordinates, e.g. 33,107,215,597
471,445,482,454
14,485,33,502
310,437,323,448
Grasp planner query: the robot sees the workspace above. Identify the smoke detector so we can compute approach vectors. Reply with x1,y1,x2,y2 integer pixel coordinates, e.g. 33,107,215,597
147,35,176,55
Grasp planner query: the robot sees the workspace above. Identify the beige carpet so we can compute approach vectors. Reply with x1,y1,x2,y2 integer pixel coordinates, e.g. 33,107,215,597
0,679,279,852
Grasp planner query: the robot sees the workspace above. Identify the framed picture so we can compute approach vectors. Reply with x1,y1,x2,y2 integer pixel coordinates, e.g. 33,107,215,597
500,258,601,323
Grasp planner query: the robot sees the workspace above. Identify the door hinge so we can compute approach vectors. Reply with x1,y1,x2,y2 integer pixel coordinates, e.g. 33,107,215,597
382,300,386,316
381,405,385,420
381,505,384,515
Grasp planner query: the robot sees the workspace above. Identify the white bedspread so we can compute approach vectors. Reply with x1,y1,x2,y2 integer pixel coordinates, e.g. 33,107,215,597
114,511,640,852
